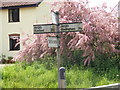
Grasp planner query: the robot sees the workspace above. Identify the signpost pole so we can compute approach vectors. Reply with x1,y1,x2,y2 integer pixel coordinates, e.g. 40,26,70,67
52,11,61,88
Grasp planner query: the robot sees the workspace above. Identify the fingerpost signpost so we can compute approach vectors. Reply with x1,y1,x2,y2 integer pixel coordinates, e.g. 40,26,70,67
33,11,82,89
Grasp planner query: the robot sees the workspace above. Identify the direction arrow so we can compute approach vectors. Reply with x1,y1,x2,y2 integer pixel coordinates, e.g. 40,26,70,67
34,24,56,34
60,22,82,32
33,22,82,34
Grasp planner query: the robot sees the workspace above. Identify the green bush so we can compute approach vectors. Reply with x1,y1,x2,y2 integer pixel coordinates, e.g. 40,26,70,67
1,60,120,88
61,50,85,68
1,62,58,88
1,51,120,88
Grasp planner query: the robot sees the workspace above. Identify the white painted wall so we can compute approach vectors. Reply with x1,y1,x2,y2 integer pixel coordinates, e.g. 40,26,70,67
0,10,3,59
36,1,52,24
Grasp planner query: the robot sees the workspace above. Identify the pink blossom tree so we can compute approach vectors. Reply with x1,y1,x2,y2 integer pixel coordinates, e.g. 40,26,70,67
14,0,120,65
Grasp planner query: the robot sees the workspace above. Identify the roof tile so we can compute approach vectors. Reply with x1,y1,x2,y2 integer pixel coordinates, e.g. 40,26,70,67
0,0,43,8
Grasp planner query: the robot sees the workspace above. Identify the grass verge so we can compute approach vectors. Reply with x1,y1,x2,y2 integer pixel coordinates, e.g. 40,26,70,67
0,60,119,88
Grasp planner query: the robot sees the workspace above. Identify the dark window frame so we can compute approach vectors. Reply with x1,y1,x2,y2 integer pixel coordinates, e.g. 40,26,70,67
8,8,20,22
9,34,20,51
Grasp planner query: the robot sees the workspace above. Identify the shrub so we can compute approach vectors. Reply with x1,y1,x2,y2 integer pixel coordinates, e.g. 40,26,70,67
1,53,120,88
1,59,120,88
1,62,58,88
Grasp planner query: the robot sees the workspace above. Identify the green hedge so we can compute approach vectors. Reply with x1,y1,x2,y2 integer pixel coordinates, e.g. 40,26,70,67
0,50,120,88
0,57,120,88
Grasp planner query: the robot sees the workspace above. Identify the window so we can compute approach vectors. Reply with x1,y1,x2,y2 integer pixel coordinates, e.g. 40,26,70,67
8,8,20,22
9,34,20,51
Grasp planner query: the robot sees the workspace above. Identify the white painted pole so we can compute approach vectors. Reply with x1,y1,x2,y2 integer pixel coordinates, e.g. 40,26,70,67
52,11,61,88
52,11,66,89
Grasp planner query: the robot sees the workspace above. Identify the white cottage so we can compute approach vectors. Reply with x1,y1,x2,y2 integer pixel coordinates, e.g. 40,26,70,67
0,0,52,58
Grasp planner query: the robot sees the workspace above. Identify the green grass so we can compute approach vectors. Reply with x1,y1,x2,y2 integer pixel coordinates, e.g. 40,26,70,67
0,68,2,88
1,62,58,88
0,61,120,88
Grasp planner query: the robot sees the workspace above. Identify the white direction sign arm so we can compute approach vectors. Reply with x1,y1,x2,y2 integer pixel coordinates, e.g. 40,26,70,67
33,22,82,34
60,22,82,32
34,24,56,34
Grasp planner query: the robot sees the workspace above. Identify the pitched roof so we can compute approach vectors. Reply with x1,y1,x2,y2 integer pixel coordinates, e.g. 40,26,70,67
0,0,43,9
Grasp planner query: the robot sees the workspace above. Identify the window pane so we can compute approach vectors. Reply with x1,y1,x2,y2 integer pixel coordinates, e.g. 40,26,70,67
9,8,19,22
9,9,13,22
9,34,20,51
10,39,13,50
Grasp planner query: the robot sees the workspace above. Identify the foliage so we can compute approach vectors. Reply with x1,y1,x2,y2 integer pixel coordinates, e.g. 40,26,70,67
0,54,6,59
13,0,120,65
1,57,120,88
1,61,58,88
0,54,14,64
90,53,120,73
7,56,13,60
51,0,120,65
61,50,85,67
33,55,57,70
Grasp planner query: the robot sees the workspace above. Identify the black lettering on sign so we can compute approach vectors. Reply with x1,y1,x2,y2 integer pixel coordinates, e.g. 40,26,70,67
78,27,82,29
61,24,69,27
49,40,57,44
34,26,44,32
61,28,75,31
